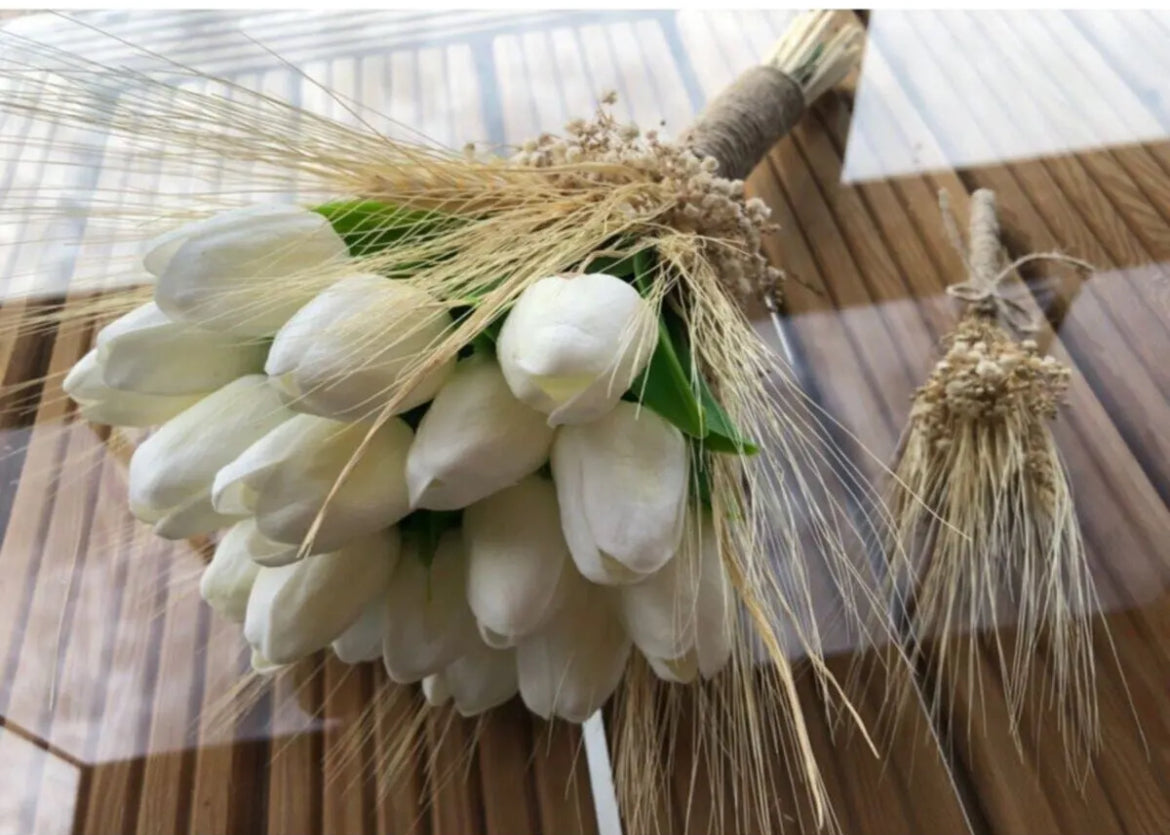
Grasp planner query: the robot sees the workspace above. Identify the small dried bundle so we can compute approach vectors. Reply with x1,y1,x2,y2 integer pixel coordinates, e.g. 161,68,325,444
889,189,1098,762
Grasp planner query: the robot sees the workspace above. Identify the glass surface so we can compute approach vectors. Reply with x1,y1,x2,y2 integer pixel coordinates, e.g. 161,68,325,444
1,9,1169,835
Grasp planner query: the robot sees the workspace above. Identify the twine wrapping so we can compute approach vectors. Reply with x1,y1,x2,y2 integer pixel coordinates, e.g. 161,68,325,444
940,189,1094,333
683,65,805,182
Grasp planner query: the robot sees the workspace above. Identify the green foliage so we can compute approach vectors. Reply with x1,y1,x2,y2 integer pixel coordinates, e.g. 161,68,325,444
628,249,757,455
400,509,461,568
314,200,456,257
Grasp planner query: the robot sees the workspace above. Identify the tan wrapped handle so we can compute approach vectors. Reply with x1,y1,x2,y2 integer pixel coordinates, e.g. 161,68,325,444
683,66,805,181
682,10,864,181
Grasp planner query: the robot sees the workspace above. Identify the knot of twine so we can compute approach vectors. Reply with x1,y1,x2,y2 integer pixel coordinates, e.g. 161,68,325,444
939,189,1094,334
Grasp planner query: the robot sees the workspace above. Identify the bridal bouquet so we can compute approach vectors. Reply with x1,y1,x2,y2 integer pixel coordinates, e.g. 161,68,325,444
8,10,881,833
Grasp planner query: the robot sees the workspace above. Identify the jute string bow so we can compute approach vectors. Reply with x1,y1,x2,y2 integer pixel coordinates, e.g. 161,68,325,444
939,188,1094,333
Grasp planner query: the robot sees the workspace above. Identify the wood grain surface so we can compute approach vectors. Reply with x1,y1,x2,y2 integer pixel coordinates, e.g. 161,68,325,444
1,9,1169,835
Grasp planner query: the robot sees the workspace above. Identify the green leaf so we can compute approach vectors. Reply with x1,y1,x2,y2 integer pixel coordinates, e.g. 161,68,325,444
400,509,461,568
628,249,756,454
580,251,638,278
629,322,706,439
697,382,758,454
627,249,706,439
691,445,713,506
314,200,455,258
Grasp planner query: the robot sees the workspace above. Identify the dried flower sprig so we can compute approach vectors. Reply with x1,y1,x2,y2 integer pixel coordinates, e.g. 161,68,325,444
889,188,1100,766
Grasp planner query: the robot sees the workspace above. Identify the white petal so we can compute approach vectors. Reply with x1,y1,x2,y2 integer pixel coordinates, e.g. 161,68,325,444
250,650,287,676
382,531,478,683
422,674,451,707
516,573,630,723
244,528,399,665
266,274,455,421
199,520,262,622
64,350,204,427
463,475,570,647
332,595,389,664
144,204,315,275
96,302,267,395
211,413,413,554
244,521,301,567
690,516,734,679
645,651,699,684
619,555,698,663
497,273,656,425
150,491,240,540
551,402,687,584
128,376,291,536
443,643,518,717
406,356,554,510
151,204,349,336
621,511,732,679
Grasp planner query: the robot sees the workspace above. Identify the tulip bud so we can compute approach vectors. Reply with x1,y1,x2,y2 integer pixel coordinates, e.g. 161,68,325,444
199,519,263,623
551,401,688,585
406,356,554,510
146,204,349,337
437,643,518,717
128,375,292,538
244,527,399,665
266,274,455,421
332,595,389,664
619,511,733,681
212,412,413,555
64,349,204,427
516,572,630,723
382,531,478,683
463,476,570,647
95,302,267,395
497,273,656,425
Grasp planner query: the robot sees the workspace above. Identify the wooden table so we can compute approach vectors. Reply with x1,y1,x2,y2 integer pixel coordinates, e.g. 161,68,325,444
1,10,1168,834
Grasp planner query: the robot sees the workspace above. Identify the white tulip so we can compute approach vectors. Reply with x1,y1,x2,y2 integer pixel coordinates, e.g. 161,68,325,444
516,572,630,723
331,595,389,664
551,401,688,585
64,350,203,427
128,375,291,538
212,413,413,555
199,520,263,623
463,476,570,648
266,273,455,421
146,204,349,337
244,528,399,665
431,644,518,717
497,273,656,425
94,302,267,396
619,511,733,681
382,531,478,683
406,356,554,510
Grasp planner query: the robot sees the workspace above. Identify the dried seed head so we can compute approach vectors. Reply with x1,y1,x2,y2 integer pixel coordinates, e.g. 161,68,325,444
513,94,781,304
910,315,1070,448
